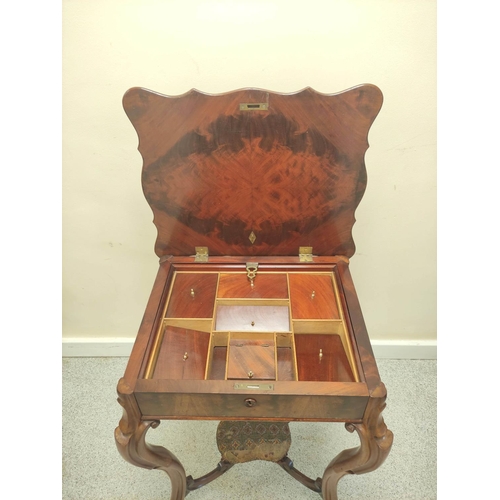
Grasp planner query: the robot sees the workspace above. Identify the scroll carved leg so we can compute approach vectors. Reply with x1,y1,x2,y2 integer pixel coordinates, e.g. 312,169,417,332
114,379,187,500
322,384,393,500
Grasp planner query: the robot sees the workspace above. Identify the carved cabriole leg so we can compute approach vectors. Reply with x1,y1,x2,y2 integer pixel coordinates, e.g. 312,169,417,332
114,378,187,500
321,383,394,500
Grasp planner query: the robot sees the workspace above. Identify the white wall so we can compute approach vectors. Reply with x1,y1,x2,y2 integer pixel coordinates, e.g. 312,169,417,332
62,0,436,343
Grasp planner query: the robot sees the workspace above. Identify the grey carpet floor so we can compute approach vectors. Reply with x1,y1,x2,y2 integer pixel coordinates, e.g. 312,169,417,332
62,357,436,499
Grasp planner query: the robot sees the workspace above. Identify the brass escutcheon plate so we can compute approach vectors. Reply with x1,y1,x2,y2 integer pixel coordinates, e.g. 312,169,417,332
234,383,274,390
239,103,269,111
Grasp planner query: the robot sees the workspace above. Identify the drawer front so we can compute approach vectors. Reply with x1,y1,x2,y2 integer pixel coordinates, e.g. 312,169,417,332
165,273,218,318
135,391,368,421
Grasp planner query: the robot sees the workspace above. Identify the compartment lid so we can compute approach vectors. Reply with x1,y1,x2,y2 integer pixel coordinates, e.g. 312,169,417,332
123,85,383,258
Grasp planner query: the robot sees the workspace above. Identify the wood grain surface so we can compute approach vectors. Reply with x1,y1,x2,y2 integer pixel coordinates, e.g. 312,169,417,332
294,334,355,382
217,273,288,298
289,273,340,319
117,83,392,496
123,85,383,258
165,272,218,318
153,326,210,380
215,305,290,332
227,338,276,380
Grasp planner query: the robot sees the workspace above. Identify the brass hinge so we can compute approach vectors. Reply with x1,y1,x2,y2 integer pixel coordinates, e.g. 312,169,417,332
194,246,209,262
299,246,313,262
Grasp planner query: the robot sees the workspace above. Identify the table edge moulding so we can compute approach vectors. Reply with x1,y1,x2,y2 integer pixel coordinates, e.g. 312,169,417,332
115,85,394,500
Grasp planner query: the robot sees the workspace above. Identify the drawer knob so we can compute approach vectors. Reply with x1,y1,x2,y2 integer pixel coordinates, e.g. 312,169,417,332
244,398,257,407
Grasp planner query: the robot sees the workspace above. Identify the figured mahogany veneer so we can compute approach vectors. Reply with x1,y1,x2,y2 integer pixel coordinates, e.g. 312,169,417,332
165,273,217,318
227,338,276,380
116,85,393,500
295,334,355,382
123,86,383,258
142,265,360,389
289,274,340,319
153,326,210,380
208,344,295,382
218,273,288,299
117,260,393,500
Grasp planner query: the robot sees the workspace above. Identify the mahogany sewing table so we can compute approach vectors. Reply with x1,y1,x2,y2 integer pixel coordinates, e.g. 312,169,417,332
115,85,393,499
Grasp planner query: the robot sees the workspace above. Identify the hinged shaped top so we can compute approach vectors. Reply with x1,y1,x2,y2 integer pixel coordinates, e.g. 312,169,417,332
123,85,383,258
